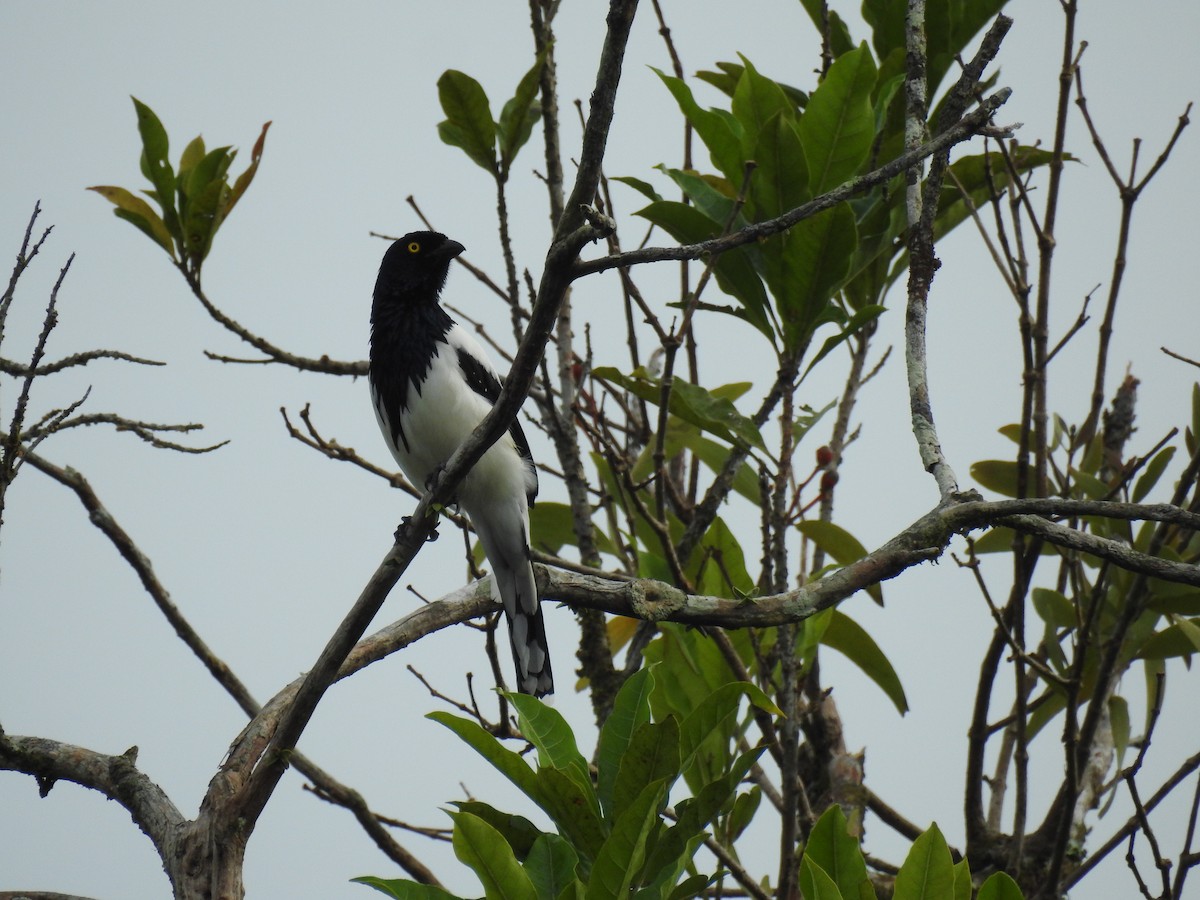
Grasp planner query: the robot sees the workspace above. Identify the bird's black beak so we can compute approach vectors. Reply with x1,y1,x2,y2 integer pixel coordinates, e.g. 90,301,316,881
438,240,465,262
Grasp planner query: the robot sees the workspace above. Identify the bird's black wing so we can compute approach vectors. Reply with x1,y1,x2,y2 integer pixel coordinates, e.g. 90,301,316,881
455,346,538,504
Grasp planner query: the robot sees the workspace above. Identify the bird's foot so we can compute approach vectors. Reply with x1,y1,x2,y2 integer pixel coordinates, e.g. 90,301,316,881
394,515,440,544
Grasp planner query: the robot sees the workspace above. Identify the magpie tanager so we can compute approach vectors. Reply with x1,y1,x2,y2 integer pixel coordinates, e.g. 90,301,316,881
368,231,553,697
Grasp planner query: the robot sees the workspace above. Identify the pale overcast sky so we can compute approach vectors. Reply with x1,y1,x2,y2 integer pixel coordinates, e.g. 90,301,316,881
1,2,1197,898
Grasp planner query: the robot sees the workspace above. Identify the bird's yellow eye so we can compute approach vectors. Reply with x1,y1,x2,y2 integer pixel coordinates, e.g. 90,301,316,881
407,241,421,253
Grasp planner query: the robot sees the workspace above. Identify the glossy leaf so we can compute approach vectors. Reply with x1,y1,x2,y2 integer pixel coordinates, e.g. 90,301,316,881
509,694,596,813
977,871,1025,900
534,766,609,862
592,366,765,451
971,460,1021,497
952,859,972,900
798,856,844,900
645,745,765,885
730,56,795,156
429,711,541,796
795,1,856,58
1134,618,1200,660
749,112,809,220
1133,446,1176,503
821,610,908,714
499,54,545,175
131,97,181,240
798,44,878,195
633,199,772,336
659,166,743,228
653,68,744,183
678,681,779,788
893,823,954,900
453,801,541,858
693,515,755,599
768,203,856,351
87,185,175,257
586,779,669,900
610,718,681,824
596,666,655,818
524,834,579,900
796,519,882,604
862,0,1008,98
696,60,809,109
351,876,462,900
801,304,886,382
1032,588,1076,631
437,69,498,175
804,805,870,900
450,810,539,900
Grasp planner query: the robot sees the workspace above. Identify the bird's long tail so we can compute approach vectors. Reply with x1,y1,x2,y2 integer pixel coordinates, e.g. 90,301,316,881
472,504,553,697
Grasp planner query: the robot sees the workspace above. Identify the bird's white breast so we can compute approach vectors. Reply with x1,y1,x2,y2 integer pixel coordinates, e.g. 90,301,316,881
371,326,534,511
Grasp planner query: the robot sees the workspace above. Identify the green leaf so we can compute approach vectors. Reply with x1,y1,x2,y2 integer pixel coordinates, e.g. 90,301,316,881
795,0,856,58
796,520,881,605
592,366,765,451
658,167,743,228
1134,446,1176,503
731,56,795,157
429,711,540,798
678,682,779,788
178,135,206,177
87,185,176,257
131,97,181,241
669,874,715,900
508,694,597,813
612,175,662,202
596,666,655,818
801,304,886,382
180,145,234,264
798,856,844,900
1134,618,1200,660
977,871,1025,900
696,60,809,109
351,876,463,900
1109,694,1131,775
693,516,755,599
893,824,954,900
821,610,908,714
766,204,857,352
748,112,809,220
611,718,681,825
535,766,610,863
805,805,869,900
633,199,772,337
437,70,498,175
971,460,1022,497
952,859,972,900
798,44,878,195
586,779,669,900
1032,588,1077,631
499,54,545,175
450,810,539,900
653,68,745,184
639,421,759,504
644,745,765,887
453,801,542,859
524,834,580,900
529,501,618,556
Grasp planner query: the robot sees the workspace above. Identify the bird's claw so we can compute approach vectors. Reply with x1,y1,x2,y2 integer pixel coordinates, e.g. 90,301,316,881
395,515,440,544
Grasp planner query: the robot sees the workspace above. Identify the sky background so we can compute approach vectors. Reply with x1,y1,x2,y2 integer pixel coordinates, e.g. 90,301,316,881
1,1,1197,898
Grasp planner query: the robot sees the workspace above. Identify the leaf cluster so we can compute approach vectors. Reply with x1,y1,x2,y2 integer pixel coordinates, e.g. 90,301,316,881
89,97,269,278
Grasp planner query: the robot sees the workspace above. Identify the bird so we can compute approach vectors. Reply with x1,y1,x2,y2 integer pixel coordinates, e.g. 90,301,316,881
368,231,553,697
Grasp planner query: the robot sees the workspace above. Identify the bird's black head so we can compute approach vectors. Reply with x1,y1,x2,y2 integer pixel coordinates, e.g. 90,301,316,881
374,231,465,303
